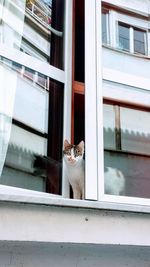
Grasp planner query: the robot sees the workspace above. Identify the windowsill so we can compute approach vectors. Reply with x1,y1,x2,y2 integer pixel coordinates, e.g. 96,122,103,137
102,44,150,60
1,185,150,214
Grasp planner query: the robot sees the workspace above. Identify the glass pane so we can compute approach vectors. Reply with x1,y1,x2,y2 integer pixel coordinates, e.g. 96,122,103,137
104,150,150,198
103,104,116,149
102,11,107,44
120,107,150,155
134,29,146,55
118,23,130,51
0,0,65,69
37,72,49,90
0,57,64,194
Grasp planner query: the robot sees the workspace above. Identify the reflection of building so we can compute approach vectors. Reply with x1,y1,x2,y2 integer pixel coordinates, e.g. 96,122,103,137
0,0,64,193
1,0,150,266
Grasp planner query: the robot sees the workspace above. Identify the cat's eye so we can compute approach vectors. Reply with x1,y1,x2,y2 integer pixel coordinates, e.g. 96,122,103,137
66,151,71,155
75,149,81,156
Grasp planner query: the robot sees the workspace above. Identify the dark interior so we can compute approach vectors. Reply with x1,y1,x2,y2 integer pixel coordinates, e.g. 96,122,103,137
74,0,85,83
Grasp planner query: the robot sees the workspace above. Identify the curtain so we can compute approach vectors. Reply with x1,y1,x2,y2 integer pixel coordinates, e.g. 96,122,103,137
0,0,26,175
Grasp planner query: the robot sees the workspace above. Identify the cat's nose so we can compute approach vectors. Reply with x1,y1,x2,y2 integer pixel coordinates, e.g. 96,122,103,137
68,157,75,163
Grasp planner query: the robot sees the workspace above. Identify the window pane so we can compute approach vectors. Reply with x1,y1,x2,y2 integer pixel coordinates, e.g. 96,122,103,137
120,107,150,155
0,58,64,194
134,29,146,55
103,104,116,149
0,0,65,69
118,23,130,51
102,9,109,44
104,150,150,198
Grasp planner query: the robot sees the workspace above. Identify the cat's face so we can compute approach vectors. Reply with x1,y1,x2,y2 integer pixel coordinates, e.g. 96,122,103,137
63,140,84,166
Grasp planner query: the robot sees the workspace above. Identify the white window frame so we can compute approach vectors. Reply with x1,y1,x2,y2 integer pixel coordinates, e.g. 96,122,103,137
102,7,149,56
0,0,73,199
95,0,150,207
1,0,150,209
117,22,148,55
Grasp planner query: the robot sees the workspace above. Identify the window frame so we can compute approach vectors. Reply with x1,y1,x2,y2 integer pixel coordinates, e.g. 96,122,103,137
92,0,150,207
101,4,149,56
117,21,148,55
1,0,150,209
0,0,73,199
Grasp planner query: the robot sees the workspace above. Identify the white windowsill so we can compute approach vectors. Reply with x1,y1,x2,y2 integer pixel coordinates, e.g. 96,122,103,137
1,185,150,214
102,44,150,60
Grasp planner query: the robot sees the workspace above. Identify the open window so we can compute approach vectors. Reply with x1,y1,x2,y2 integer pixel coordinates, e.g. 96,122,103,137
0,0,72,196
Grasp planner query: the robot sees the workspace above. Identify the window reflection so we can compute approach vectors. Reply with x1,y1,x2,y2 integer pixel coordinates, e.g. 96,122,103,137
0,57,63,194
0,0,64,67
102,8,109,45
134,28,146,55
118,23,130,51
103,103,150,198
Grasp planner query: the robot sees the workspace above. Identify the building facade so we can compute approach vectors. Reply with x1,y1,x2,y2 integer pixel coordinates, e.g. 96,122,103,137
0,0,150,266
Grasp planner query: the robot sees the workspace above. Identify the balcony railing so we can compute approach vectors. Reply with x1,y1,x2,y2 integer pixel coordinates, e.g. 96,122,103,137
25,0,63,37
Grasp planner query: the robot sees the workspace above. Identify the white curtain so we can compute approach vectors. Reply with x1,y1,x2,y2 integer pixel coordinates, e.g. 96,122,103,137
0,0,26,175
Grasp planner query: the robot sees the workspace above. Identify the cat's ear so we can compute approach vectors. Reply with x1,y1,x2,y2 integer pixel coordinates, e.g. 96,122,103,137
64,139,70,148
78,140,84,151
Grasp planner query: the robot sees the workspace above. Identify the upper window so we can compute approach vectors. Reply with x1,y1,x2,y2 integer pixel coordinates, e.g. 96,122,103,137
118,22,147,55
118,22,130,52
102,8,109,45
134,27,147,55
101,6,148,56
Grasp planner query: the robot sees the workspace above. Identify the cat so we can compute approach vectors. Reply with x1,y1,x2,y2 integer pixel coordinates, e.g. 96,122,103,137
63,140,125,199
63,139,85,200
104,166,125,195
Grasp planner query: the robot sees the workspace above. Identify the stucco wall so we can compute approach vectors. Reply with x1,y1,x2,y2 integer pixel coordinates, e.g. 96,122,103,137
0,242,150,267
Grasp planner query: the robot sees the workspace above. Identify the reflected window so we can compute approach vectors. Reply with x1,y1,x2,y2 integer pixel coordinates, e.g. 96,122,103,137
118,22,147,55
37,73,49,90
0,0,65,69
134,28,146,55
103,102,150,198
118,22,130,51
24,66,34,81
102,8,109,44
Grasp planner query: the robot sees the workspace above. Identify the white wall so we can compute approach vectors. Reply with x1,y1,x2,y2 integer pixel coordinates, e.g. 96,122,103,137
102,47,150,91
1,201,150,246
103,0,150,15
0,242,150,267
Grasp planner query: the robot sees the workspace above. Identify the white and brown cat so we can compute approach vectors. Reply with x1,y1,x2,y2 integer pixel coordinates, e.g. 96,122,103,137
63,139,125,200
63,139,85,199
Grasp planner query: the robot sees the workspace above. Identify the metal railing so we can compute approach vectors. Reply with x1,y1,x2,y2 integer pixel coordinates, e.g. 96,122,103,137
26,0,63,37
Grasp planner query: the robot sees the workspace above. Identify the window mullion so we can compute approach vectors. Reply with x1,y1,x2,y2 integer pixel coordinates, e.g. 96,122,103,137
85,0,99,200
115,105,122,150
130,26,134,53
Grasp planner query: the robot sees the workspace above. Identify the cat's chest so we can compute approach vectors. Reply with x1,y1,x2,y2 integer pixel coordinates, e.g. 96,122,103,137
66,163,84,182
